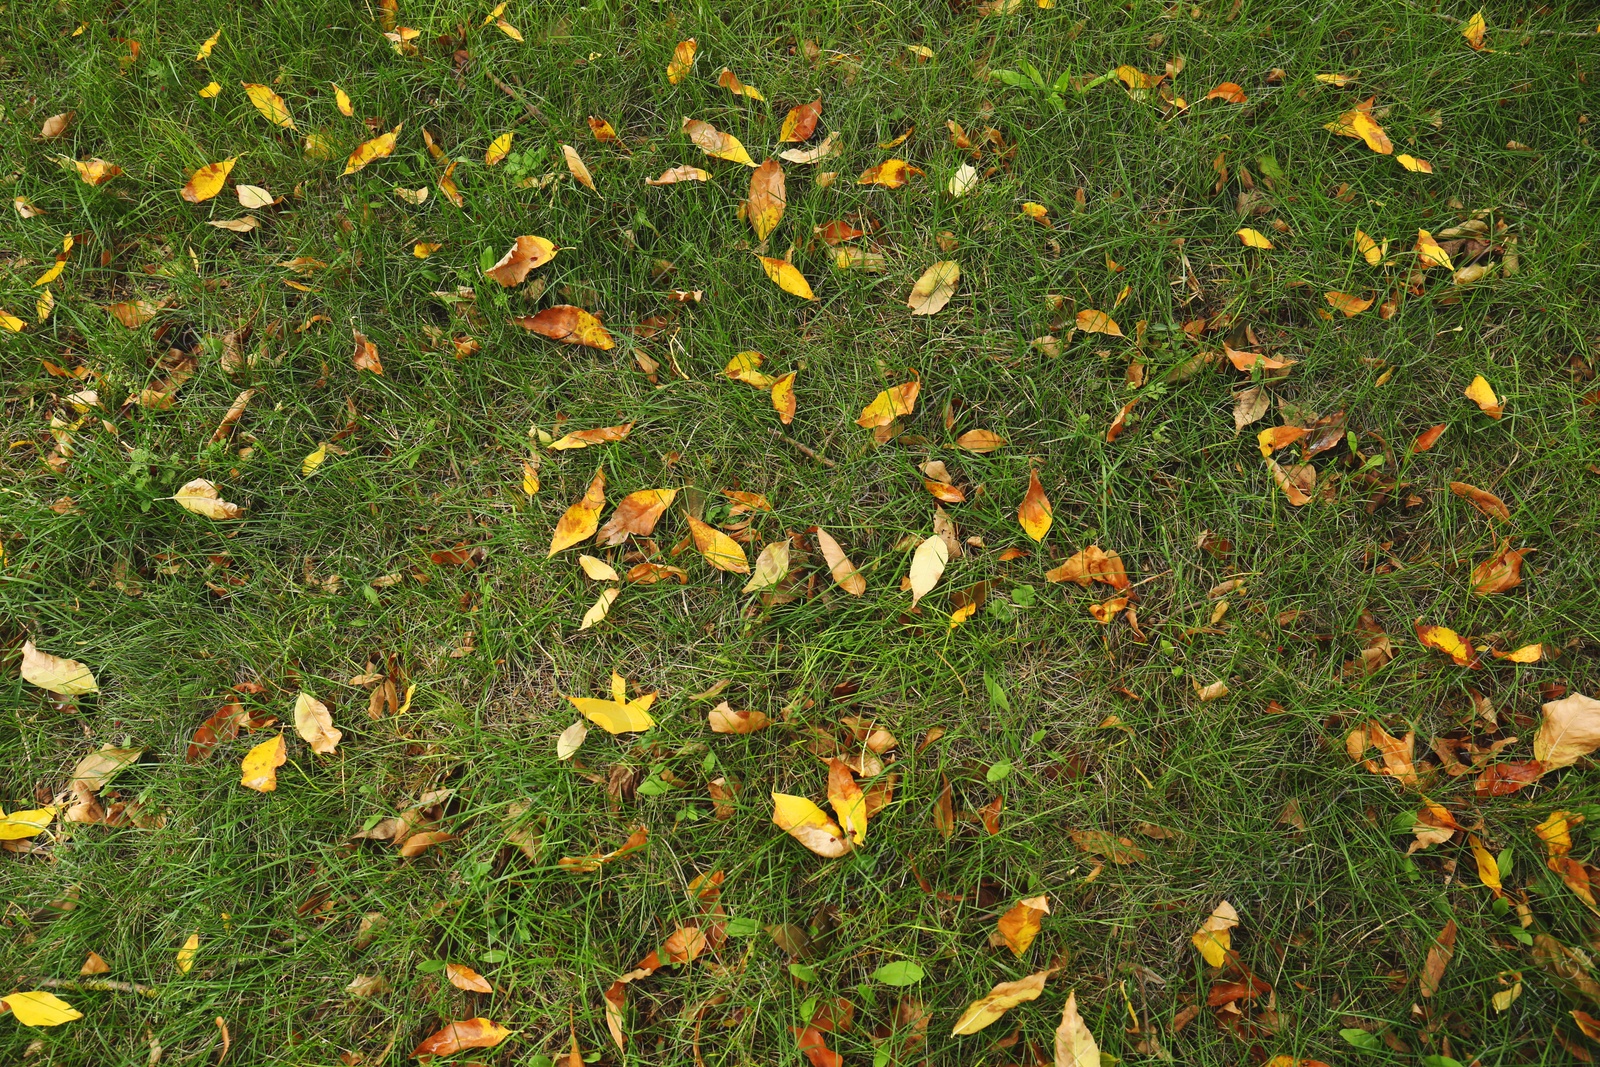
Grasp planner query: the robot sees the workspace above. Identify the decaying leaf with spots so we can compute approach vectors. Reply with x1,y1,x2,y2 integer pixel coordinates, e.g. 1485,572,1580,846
858,159,920,188
780,99,823,142
682,118,756,166
511,305,616,349
907,261,959,315
771,371,798,424
181,157,238,203
951,970,1050,1036
342,124,401,176
746,160,786,241
596,489,677,546
743,540,790,593
240,734,286,792
550,423,633,450
565,672,656,734
20,640,98,696
242,83,295,129
687,515,750,573
772,792,853,857
549,469,607,556
484,236,556,287
815,527,865,596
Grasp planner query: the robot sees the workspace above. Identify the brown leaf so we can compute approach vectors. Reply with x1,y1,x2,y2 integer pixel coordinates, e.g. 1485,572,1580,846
780,99,823,142
1536,693,1600,771
933,775,954,838
1418,919,1457,998
484,235,557,287
955,429,1006,452
559,826,649,872
445,963,492,993
1069,829,1146,864
1471,542,1529,596
1349,719,1420,787
510,305,616,350
40,111,74,139
907,261,959,315
996,895,1050,956
1449,481,1509,521
708,703,770,734
352,329,383,375
746,160,786,241
1411,424,1447,452
595,489,677,546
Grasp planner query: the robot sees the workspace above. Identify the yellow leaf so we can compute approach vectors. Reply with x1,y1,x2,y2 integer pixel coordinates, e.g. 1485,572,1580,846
769,370,797,425
1353,229,1384,265
413,242,440,258
566,678,656,734
495,18,523,41
332,83,353,116
1397,153,1434,173
199,81,221,98
69,158,122,186
857,380,920,428
1464,374,1502,418
176,932,200,974
857,159,919,188
997,896,1051,956
0,806,56,841
521,460,540,496
241,83,295,129
303,133,334,160
485,132,513,166
240,734,287,792
195,28,222,61
1055,990,1100,1067
438,160,463,207
778,99,823,142
181,156,239,204
645,164,711,185
1324,104,1393,154
1021,201,1050,223
32,259,65,286
301,444,327,476
173,478,245,520
562,144,595,190
1416,228,1454,269
826,759,867,844
951,970,1050,1035
1492,643,1542,663
771,793,853,857
1236,227,1274,249
667,38,697,84
36,289,54,323
907,261,959,315
293,692,342,755
724,350,775,388
2,991,82,1027
1324,291,1374,316
20,640,98,695
717,68,764,101
743,540,790,593
950,602,977,628
1461,9,1487,49
579,587,620,631
588,115,618,141
682,117,756,166
548,468,607,556
343,124,401,176
1469,834,1502,892
687,515,751,573
1191,900,1238,966
908,535,948,608
757,255,816,300
1018,469,1052,542
578,555,619,581
0,310,24,332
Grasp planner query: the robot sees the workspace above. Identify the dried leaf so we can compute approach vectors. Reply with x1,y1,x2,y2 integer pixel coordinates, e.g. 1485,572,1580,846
743,540,791,593
20,640,98,696
579,588,619,630
857,380,920,427
951,970,1050,1035
858,159,920,188
293,692,341,755
1070,828,1145,864
1324,291,1374,316
1464,374,1502,418
747,160,786,240
556,720,587,759
562,144,595,190
485,132,513,167
242,83,295,129
511,306,616,349
240,734,287,792
780,99,823,142
173,479,245,520
1418,919,1457,998
771,371,798,425
908,261,959,315
709,703,771,734
1018,470,1052,541
1324,100,1392,154
717,67,764,100
550,423,633,450
1044,545,1130,589
1536,693,1600,771
1471,542,1528,595
352,328,384,374
1054,990,1100,1067
908,536,948,607
646,164,711,185
446,963,492,994
1191,900,1239,966
1461,9,1487,48
579,555,620,581
827,759,867,844
780,131,841,164
596,489,678,546
1075,309,1121,336
682,117,756,165
484,236,556,286
1236,227,1274,249
565,673,657,734
815,527,865,595
342,124,401,176
757,255,816,300
772,792,853,857
1205,82,1247,103
997,895,1050,956
667,38,697,84
412,1019,512,1059
687,515,751,573
1416,623,1480,667
1,991,82,1027
181,157,238,203
549,468,607,555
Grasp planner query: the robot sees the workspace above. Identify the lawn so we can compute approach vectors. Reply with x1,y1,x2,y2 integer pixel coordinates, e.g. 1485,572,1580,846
3,0,1600,1063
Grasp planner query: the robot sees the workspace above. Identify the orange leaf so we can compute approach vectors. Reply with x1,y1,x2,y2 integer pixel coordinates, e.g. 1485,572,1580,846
445,963,492,993
857,159,920,188
1411,424,1447,452
857,379,920,428
746,160,786,240
412,1018,512,1059
1448,481,1509,521
342,124,401,176
548,468,607,556
1075,309,1121,336
352,329,383,375
1017,469,1052,541
510,305,616,349
1463,374,1502,418
1205,82,1247,103
484,235,557,287
996,895,1050,956
595,489,677,546
1415,623,1481,668
1471,542,1529,596
771,371,797,425
780,99,823,142
1324,291,1373,316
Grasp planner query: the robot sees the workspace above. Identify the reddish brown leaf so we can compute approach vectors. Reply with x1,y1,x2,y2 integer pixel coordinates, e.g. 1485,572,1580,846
1418,919,1457,998
1449,481,1510,521
1411,424,1447,453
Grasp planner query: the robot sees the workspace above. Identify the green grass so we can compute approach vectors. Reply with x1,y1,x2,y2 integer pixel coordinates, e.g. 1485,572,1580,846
3,0,1600,1063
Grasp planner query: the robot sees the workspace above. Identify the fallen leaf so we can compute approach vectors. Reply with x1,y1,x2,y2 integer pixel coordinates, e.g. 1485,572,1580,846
176,932,200,974
181,157,238,203
596,489,678,546
505,303,615,349
717,67,764,100
646,164,711,185
484,236,557,286
667,38,697,84
1191,900,1239,966
548,468,607,556
199,81,222,98
69,158,123,185
956,429,1005,452
744,540,791,593
1054,990,1100,1067
1237,227,1274,249
815,527,866,595
1491,643,1542,663
1397,153,1433,173
1353,229,1385,265
236,184,275,208
687,515,751,573
997,895,1050,956
413,1018,512,1059
857,379,920,428
562,144,595,190
494,18,522,40
566,673,657,735
485,132,513,167
907,261,959,315
579,555,620,581
1535,812,1579,858
438,161,463,207
780,99,823,142
39,112,74,139
1324,99,1392,154
242,83,295,129
342,124,401,176
827,759,867,844
1205,82,1247,103
207,215,259,232
682,117,756,166
240,734,287,792
1411,424,1447,452
292,693,341,755
550,423,634,451
1472,542,1529,595
1461,9,1487,48
173,479,245,520
1075,309,1122,336
0,807,55,841
779,131,841,164
1535,693,1600,770
1022,201,1051,225
948,163,979,197
771,371,798,424
79,952,109,976
1448,481,1508,521
331,83,353,116
556,720,588,760
1324,291,1374,316
747,160,786,240
1415,228,1454,270
346,974,389,997
1416,623,1480,668
708,703,770,734
1044,545,1130,589
858,159,920,188
1464,374,1502,418
772,792,853,857
1018,470,1052,541
951,970,1050,1035
446,963,492,994
1,991,82,1027
908,535,948,607
1070,829,1145,864
1418,919,1457,998
20,640,98,696
757,255,816,300
15,196,47,218
351,328,383,374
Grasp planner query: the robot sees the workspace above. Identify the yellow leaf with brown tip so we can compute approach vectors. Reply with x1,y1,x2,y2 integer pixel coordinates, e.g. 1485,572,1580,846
241,83,295,129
